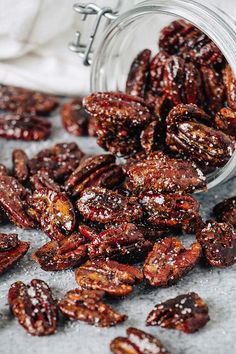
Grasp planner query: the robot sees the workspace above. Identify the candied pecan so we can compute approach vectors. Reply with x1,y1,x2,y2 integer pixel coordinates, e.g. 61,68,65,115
12,149,29,183
78,224,98,241
0,237,29,274
28,142,84,181
8,279,57,336
65,154,124,197
88,223,152,263
146,292,210,333
32,233,87,271
126,49,151,97
213,196,236,226
223,65,236,111
163,56,185,105
124,153,206,194
140,120,165,153
110,327,170,354
201,66,225,115
76,187,142,224
83,92,152,156
166,104,235,168
215,107,236,137
0,114,51,141
28,188,75,240
87,115,97,137
0,175,35,228
143,237,201,286
59,289,127,327
183,62,203,105
0,164,8,176
140,192,201,233
75,259,143,296
30,170,60,192
149,50,169,95
0,85,58,114
0,233,19,251
196,220,236,267
61,98,91,136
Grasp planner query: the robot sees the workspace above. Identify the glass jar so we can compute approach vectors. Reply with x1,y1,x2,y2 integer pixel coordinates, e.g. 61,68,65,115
72,0,236,190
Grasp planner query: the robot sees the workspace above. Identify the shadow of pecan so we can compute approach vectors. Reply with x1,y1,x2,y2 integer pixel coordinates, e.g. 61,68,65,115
75,259,143,297
8,279,57,336
146,292,210,333
59,289,127,327
110,327,170,354
196,220,236,267
144,237,202,287
12,149,29,183
32,233,87,271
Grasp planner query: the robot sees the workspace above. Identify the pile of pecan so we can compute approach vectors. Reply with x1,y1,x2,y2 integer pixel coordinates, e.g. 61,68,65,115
1,19,236,354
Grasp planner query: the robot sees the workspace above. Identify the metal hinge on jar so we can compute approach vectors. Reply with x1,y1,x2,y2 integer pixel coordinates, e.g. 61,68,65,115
69,3,118,66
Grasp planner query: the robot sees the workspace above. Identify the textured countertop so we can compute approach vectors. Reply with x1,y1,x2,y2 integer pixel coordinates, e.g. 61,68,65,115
0,109,236,354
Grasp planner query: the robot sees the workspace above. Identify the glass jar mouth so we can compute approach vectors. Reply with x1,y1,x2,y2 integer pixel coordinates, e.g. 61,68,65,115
91,0,236,190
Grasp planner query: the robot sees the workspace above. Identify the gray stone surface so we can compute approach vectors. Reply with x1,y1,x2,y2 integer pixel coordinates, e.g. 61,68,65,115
0,109,236,354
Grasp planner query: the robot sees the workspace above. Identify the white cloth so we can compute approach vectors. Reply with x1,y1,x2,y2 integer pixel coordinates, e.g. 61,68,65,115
0,0,234,96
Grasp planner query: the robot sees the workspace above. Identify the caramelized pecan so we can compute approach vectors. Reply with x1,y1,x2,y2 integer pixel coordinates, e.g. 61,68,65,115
126,49,151,97
0,164,8,177
0,85,58,114
30,170,60,192
163,56,185,106
149,50,169,95
61,98,91,136
28,142,84,182
196,220,236,267
110,327,170,354
32,233,87,271
223,65,236,111
88,223,152,263
76,187,142,224
143,237,201,286
75,259,143,296
28,188,76,240
8,279,57,336
140,192,201,232
0,235,29,274
0,114,51,141
0,175,35,228
146,292,210,333
140,119,166,153
215,107,236,137
83,92,152,156
213,196,236,226
12,149,29,183
0,233,19,251
59,289,127,327
65,154,124,197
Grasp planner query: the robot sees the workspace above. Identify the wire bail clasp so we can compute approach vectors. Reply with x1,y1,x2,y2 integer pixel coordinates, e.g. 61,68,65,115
69,3,118,66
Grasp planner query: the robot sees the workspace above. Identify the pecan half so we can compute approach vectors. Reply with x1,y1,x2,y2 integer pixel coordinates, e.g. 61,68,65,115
143,237,201,286
8,279,57,336
124,152,206,194
0,175,35,228
213,196,236,226
75,259,143,296
126,49,151,97
28,188,76,240
65,154,124,197
223,65,236,111
110,327,170,354
59,289,127,327
140,192,201,232
163,55,185,106
0,114,51,141
215,107,236,137
196,220,236,267
61,98,91,136
32,233,87,271
0,85,58,114
140,119,166,153
0,164,8,177
28,142,84,182
166,104,235,169
83,92,152,156
0,235,29,274
78,224,98,241
149,50,170,95
146,292,210,333
12,149,29,183
76,187,142,224
88,223,152,263
30,170,60,192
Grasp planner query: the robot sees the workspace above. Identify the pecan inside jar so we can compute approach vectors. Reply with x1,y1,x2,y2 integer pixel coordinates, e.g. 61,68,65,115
8,279,57,336
76,187,143,224
146,292,210,333
223,65,236,111
215,107,236,138
59,289,127,327
196,220,236,267
213,196,236,226
143,237,201,287
110,327,170,354
75,259,143,297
